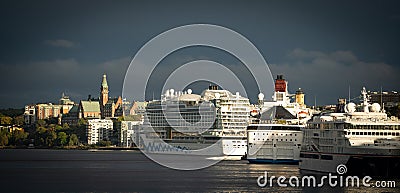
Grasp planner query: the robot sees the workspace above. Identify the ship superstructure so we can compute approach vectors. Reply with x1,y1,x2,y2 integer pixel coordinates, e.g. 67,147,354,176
139,86,250,158
247,75,309,164
300,87,400,176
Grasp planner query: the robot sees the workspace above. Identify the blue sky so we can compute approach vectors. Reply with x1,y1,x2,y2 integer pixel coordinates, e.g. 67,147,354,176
1,0,399,108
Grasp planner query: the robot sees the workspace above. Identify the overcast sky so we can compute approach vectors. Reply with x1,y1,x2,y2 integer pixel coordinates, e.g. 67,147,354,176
1,0,399,108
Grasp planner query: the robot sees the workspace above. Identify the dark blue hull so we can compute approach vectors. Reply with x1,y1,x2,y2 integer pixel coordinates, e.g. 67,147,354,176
247,159,299,165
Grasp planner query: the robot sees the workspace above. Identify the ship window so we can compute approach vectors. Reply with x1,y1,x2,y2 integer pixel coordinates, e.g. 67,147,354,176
295,134,297,136
396,133,400,136
300,153,319,159
290,139,292,141
356,132,359,135
372,132,376,135
321,155,333,160
384,132,388,135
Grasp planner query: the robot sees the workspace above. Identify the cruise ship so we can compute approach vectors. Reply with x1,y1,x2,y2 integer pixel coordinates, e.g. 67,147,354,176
247,121,304,164
300,87,400,176
137,86,250,159
246,75,311,164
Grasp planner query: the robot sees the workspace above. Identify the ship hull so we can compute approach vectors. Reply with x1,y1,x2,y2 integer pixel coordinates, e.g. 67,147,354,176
247,158,299,164
299,152,400,177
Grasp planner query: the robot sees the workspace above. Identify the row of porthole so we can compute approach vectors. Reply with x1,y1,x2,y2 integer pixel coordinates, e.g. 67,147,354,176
346,131,400,136
253,138,297,141
253,133,297,136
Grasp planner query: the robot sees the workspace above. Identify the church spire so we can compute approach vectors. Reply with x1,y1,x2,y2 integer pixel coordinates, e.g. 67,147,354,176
100,73,109,109
101,74,108,88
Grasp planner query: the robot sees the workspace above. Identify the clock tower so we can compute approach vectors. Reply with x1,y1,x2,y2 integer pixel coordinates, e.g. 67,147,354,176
100,74,109,108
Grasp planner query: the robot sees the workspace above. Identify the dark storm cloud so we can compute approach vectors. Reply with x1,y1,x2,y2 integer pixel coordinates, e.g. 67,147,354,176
0,0,400,108
44,39,78,48
270,49,400,105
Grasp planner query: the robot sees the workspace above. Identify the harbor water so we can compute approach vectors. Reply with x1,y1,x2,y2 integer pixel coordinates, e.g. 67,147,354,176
0,149,398,193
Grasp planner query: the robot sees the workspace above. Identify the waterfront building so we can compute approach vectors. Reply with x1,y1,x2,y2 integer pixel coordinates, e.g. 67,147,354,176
79,100,101,119
35,103,62,120
122,98,132,116
99,74,124,118
24,94,75,125
103,97,123,118
23,105,36,125
87,119,113,145
59,93,75,114
130,101,148,116
117,121,142,147
61,105,79,125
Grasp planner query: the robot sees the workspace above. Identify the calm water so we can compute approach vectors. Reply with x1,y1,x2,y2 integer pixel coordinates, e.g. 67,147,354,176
0,149,398,193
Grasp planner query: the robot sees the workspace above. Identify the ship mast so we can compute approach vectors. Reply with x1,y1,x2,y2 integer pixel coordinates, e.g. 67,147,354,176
361,87,369,113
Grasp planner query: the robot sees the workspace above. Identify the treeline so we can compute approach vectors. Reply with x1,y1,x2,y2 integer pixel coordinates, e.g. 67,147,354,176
0,107,88,147
31,118,86,147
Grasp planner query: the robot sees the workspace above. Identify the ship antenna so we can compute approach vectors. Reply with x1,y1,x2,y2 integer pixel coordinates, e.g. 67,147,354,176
314,95,317,110
348,85,351,103
380,86,383,108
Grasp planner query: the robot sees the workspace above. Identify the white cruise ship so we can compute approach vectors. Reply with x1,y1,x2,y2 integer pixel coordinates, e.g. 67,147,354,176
300,87,400,176
246,75,310,164
247,122,304,164
137,86,250,160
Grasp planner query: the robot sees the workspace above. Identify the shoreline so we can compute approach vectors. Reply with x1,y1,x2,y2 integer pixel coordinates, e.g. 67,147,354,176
0,146,140,151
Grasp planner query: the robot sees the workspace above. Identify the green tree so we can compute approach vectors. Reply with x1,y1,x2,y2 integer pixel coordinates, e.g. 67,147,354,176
72,118,88,143
36,120,46,127
45,129,57,147
0,116,12,125
78,118,87,126
12,115,25,126
117,116,124,121
57,132,67,146
0,130,9,146
11,130,28,146
62,123,70,130
55,125,63,131
98,140,111,147
34,126,48,146
68,134,79,146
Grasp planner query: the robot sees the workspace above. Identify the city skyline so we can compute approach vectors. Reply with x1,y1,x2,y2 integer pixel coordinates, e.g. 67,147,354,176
1,0,400,108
